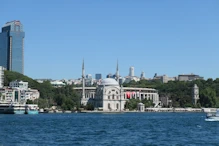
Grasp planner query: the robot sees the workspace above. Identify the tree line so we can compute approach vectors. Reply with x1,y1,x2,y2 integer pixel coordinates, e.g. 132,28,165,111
123,78,219,108
3,70,219,110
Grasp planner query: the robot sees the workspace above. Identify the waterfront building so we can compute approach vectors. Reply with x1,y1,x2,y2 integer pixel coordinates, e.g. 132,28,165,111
7,80,40,103
0,20,25,74
95,74,102,80
74,79,160,111
0,87,40,103
178,73,203,81
0,87,20,102
0,66,5,88
23,89,40,101
75,61,160,111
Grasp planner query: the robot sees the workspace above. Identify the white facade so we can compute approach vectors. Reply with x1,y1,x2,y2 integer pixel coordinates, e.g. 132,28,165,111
24,89,40,101
129,67,134,77
9,80,28,90
0,66,5,88
124,76,140,83
0,87,40,103
138,103,145,112
95,78,126,111
74,78,160,111
50,80,65,87
0,87,21,103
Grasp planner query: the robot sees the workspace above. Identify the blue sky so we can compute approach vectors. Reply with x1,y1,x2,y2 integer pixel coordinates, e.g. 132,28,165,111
1,0,219,80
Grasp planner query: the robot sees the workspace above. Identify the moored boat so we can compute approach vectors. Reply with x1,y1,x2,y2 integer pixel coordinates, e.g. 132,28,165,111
0,102,25,114
25,104,39,114
205,109,219,121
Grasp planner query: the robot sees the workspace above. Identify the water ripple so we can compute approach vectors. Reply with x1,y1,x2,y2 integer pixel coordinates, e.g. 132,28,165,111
0,113,218,145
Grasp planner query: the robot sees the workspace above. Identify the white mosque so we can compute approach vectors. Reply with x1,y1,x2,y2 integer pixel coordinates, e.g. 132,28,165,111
74,60,160,111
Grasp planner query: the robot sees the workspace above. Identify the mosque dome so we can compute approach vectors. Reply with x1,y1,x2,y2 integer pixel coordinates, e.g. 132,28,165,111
100,78,119,86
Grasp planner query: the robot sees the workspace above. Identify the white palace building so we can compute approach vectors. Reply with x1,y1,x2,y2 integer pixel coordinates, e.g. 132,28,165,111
74,61,161,111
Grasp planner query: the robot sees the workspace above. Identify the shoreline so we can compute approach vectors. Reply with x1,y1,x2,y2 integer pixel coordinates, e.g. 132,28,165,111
39,107,216,114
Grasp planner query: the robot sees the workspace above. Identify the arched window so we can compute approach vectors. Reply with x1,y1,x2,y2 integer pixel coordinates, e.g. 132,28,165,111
116,103,119,109
117,96,119,99
108,96,110,100
112,94,115,100
108,103,111,110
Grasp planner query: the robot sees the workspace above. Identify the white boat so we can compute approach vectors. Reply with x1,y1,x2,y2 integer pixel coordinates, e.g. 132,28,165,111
25,104,39,114
0,102,25,114
205,109,219,121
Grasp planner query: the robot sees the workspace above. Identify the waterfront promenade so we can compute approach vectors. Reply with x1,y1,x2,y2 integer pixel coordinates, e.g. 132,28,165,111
39,107,216,114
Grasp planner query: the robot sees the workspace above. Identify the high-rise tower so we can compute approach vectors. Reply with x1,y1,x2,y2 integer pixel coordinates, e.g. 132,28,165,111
140,71,145,79
129,67,134,76
0,20,25,74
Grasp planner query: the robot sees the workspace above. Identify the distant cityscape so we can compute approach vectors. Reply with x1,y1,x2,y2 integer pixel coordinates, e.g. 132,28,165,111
34,67,204,88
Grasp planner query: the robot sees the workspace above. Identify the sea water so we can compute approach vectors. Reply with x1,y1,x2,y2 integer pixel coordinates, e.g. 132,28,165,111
0,112,218,146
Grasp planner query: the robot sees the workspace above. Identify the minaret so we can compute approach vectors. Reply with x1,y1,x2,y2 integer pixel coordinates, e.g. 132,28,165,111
81,59,85,105
116,60,119,82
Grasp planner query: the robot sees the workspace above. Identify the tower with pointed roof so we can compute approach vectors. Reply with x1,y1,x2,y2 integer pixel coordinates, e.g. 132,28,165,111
116,60,119,83
81,59,86,105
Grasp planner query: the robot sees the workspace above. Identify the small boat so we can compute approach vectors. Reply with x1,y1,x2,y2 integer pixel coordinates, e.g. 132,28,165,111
25,104,39,114
205,109,219,121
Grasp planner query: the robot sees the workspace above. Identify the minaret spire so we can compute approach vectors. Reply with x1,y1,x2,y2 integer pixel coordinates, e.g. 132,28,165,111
116,59,119,82
81,59,85,105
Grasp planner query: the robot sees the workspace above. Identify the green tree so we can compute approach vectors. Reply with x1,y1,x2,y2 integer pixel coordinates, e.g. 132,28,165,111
85,103,94,110
125,99,140,110
200,87,219,107
141,98,153,107
26,99,33,104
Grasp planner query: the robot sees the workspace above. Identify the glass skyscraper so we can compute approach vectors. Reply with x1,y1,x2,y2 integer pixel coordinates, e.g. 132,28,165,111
0,20,25,74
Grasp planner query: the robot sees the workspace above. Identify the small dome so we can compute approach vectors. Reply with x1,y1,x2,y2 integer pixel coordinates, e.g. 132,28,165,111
100,78,119,86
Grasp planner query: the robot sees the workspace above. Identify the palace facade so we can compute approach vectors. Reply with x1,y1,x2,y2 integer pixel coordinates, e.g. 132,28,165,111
74,78,160,111
75,60,160,111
